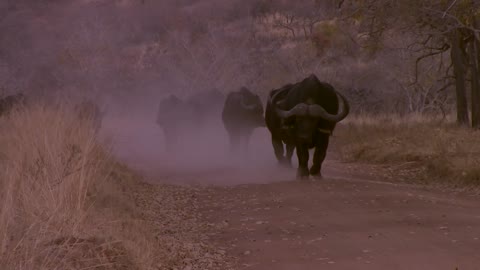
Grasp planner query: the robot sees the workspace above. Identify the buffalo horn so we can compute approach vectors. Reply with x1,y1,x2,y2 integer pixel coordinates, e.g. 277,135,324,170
275,103,309,118
308,92,350,122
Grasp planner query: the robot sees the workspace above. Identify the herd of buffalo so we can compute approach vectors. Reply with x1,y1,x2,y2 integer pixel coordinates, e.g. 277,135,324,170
156,74,350,178
0,74,350,179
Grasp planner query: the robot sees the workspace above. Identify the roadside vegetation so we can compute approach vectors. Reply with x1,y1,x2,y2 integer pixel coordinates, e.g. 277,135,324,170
0,103,229,269
337,114,480,187
1,0,480,267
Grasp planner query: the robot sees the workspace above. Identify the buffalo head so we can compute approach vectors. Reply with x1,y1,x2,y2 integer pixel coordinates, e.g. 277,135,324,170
273,76,350,145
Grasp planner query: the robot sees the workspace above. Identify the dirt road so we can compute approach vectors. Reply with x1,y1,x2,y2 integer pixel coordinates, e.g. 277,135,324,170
195,161,480,270
105,117,480,270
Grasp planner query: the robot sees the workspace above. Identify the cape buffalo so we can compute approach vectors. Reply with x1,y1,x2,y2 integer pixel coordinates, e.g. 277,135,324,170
75,99,105,133
0,93,26,116
222,87,265,155
156,94,193,152
266,74,350,179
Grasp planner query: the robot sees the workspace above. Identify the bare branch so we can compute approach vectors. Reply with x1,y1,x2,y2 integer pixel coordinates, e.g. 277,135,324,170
442,0,459,18
412,43,451,85
424,8,480,33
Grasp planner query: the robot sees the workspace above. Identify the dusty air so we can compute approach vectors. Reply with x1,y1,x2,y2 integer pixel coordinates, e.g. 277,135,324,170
0,1,479,269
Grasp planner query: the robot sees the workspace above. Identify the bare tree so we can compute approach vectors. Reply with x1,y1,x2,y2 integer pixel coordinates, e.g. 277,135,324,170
469,13,480,128
341,0,480,126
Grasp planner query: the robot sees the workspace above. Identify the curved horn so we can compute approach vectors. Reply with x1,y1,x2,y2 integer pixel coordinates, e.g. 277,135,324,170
275,103,309,118
308,92,350,122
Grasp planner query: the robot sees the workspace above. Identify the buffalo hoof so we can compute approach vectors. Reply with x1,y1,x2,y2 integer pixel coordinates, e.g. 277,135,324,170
309,166,321,176
296,168,310,180
279,159,292,168
311,173,323,180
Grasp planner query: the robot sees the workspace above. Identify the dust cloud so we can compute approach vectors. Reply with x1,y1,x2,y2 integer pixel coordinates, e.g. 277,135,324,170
101,107,296,186
1,0,303,185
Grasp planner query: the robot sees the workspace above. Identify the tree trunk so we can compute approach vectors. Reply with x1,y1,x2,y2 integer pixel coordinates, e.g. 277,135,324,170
451,29,470,126
471,17,480,129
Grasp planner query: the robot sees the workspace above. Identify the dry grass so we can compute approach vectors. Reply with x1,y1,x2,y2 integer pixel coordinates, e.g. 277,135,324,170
0,102,139,269
0,102,231,269
337,113,480,186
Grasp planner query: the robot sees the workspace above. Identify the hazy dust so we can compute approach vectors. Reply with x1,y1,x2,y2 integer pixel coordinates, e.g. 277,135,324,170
101,113,298,186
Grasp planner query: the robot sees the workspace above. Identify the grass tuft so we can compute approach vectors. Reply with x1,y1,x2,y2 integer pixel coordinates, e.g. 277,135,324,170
337,113,480,186
0,102,145,269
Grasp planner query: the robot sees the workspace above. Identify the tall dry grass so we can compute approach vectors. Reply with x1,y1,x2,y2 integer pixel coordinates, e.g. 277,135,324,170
337,113,480,186
0,101,232,270
0,102,147,269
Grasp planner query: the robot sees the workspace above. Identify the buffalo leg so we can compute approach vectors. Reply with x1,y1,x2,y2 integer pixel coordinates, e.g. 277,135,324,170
228,133,240,154
163,129,177,153
285,144,295,167
296,144,310,179
239,135,246,158
271,135,285,164
240,132,251,159
310,134,329,177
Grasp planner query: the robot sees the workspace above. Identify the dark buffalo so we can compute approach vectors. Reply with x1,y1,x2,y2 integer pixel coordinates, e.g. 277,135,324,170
75,99,105,133
156,94,193,152
266,74,350,179
0,93,26,116
222,87,265,154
